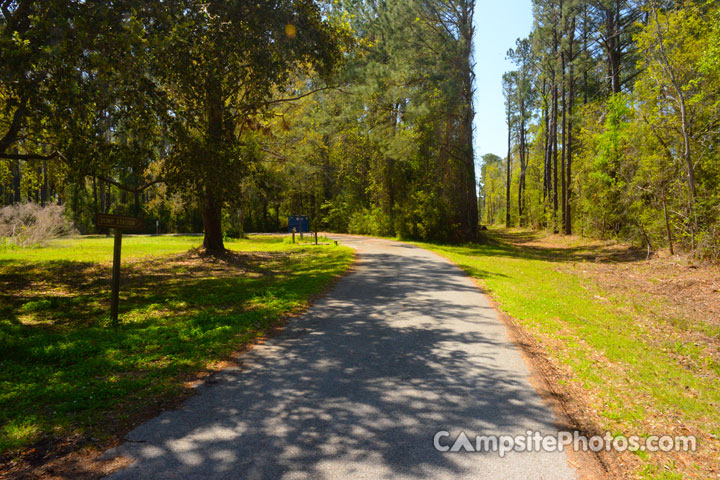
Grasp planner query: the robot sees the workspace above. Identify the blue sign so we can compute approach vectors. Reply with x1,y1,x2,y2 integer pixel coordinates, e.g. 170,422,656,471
288,215,310,233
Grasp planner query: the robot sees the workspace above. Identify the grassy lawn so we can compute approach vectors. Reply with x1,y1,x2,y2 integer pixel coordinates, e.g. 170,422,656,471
0,235,353,459
0,234,313,263
413,228,719,480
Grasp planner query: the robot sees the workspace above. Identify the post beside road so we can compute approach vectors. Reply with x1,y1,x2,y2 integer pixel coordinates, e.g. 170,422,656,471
110,228,123,323
96,214,143,324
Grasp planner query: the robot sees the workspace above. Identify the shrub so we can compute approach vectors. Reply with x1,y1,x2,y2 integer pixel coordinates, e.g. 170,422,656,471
0,202,76,247
395,191,453,242
348,207,393,237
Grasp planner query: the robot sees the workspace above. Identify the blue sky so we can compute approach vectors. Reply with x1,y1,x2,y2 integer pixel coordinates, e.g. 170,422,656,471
473,0,533,160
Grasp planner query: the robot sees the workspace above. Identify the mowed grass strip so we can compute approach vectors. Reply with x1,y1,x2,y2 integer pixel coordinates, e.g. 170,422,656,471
413,229,719,480
0,235,353,455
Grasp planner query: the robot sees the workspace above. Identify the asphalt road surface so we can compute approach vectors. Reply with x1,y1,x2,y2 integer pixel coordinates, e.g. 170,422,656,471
103,235,577,480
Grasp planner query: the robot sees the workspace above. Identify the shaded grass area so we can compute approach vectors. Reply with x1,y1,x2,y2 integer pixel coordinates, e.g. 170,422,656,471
413,228,719,480
0,235,353,458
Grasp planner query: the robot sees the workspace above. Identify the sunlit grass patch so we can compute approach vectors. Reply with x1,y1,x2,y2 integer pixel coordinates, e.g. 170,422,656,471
0,235,353,457
0,419,41,453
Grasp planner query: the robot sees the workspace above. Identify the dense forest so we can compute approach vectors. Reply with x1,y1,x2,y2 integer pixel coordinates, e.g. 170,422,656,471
0,0,478,249
484,0,720,258
2,1,719,256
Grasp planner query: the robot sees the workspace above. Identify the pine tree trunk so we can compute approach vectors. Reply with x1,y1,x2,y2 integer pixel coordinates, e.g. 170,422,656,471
506,111,512,228
459,3,478,241
542,80,550,213
605,0,622,94
551,83,559,232
561,50,567,233
565,17,575,235
551,19,559,230
582,4,589,105
518,120,526,225
41,160,48,205
12,159,20,203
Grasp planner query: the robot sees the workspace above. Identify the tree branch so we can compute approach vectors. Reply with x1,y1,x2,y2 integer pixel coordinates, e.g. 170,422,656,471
94,174,165,193
0,102,27,153
0,151,57,161
55,151,166,194
259,147,287,160
257,85,339,108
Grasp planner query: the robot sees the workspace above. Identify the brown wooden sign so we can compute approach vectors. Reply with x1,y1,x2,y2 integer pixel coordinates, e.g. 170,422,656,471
95,214,143,230
95,214,143,324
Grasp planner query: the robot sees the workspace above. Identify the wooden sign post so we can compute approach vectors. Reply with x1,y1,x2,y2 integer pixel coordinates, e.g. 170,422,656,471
95,214,143,324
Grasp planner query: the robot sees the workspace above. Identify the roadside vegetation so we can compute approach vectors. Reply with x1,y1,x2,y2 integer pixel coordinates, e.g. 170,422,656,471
0,235,353,466
415,227,719,480
491,1,720,261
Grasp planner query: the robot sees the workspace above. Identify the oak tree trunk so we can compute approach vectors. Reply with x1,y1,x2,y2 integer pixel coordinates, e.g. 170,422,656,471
202,194,225,253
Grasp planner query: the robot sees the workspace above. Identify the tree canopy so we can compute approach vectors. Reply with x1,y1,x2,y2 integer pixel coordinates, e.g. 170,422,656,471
4,0,717,257
1,0,479,246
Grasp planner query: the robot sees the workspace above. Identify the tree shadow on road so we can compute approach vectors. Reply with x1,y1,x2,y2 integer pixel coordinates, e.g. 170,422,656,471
106,247,569,479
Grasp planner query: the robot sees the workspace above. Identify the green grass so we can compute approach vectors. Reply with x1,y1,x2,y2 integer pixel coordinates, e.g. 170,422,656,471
0,234,311,263
0,235,353,455
410,229,719,480
0,234,201,262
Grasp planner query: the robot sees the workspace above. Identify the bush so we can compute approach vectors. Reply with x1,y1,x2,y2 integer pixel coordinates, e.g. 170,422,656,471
395,190,453,242
321,199,351,233
348,207,393,237
0,202,76,247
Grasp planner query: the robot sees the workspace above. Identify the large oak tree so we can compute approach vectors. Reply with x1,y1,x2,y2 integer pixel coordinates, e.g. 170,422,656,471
153,0,350,252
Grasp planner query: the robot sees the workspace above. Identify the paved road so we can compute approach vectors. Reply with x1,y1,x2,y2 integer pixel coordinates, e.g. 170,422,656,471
103,236,577,479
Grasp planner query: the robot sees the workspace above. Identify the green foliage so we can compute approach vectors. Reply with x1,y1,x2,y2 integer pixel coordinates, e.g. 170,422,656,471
395,189,453,242
257,0,478,243
150,1,352,249
322,198,351,233
479,153,506,225
578,94,636,238
1,0,353,250
592,94,632,187
486,0,720,256
2,0,478,245
348,207,393,237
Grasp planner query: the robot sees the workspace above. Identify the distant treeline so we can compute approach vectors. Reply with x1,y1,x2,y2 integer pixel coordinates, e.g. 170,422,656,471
0,0,478,247
483,0,719,258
